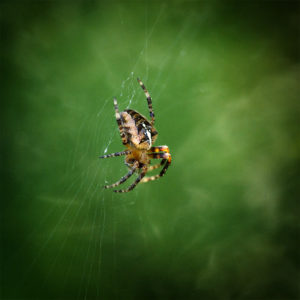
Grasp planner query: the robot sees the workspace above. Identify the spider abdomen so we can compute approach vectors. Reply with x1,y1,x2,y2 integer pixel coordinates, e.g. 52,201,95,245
121,109,157,150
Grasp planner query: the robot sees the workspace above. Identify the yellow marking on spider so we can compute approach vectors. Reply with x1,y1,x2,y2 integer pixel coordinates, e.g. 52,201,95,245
161,146,169,153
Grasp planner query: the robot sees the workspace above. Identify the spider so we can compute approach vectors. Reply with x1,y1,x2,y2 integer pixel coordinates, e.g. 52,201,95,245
100,78,171,193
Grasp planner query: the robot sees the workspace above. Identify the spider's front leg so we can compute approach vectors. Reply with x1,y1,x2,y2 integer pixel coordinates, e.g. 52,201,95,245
147,159,166,171
114,165,148,193
104,161,138,189
141,146,171,183
146,146,170,171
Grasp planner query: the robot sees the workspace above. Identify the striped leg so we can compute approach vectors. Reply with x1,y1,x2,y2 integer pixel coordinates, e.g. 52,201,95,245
148,146,171,168
148,159,166,171
137,78,155,125
114,165,148,193
141,151,171,183
104,161,138,189
99,150,130,159
114,98,127,145
146,146,170,172
149,146,170,154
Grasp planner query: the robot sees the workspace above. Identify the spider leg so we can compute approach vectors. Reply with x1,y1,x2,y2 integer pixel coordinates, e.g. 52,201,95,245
148,152,171,165
137,78,155,126
148,159,166,171
99,150,131,159
149,146,170,153
146,146,170,172
104,161,138,189
114,165,148,193
114,98,128,145
141,150,171,183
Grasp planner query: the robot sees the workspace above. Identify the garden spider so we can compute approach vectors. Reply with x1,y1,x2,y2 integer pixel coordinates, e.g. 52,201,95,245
100,78,171,193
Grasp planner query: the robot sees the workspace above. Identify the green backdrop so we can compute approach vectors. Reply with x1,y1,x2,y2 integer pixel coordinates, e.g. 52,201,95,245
1,1,299,299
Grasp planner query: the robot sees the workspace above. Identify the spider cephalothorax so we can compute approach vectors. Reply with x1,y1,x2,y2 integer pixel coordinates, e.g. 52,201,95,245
100,78,171,193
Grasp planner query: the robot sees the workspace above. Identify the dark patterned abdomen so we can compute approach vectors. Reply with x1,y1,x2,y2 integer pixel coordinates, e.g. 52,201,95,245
121,109,158,150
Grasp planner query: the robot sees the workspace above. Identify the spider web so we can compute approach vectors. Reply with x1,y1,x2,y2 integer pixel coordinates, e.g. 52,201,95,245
3,1,299,299
3,2,198,299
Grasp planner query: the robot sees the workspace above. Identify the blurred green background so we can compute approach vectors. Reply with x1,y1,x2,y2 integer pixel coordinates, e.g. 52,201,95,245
1,1,299,299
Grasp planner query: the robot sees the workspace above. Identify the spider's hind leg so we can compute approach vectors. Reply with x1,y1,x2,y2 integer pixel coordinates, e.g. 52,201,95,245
137,78,155,126
114,98,128,145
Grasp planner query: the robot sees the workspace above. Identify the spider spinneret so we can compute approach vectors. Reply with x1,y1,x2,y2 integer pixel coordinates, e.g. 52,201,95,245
99,78,171,193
